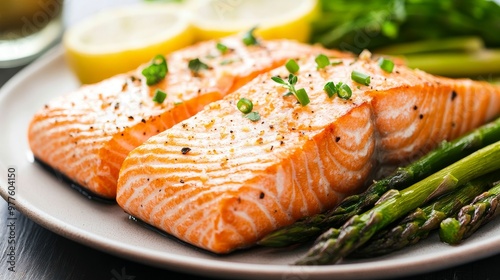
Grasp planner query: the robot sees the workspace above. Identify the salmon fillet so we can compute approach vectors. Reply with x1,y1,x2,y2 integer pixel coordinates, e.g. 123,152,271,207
28,35,347,199
116,52,500,254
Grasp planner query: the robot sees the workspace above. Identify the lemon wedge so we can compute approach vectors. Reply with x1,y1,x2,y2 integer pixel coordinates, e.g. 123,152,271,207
186,0,318,42
63,4,194,84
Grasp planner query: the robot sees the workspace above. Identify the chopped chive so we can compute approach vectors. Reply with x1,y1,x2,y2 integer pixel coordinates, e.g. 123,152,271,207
216,42,229,54
245,111,261,122
237,98,253,114
142,55,168,86
188,58,209,73
242,27,258,46
351,70,371,86
337,83,352,99
315,54,330,69
152,89,167,104
283,91,293,97
295,88,310,106
378,57,395,73
285,59,300,74
324,81,337,98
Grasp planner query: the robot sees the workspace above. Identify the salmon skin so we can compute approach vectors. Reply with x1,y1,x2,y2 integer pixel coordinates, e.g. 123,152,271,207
116,52,500,254
28,35,347,199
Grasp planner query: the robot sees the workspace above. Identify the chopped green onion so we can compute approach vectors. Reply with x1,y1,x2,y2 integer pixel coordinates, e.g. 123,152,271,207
245,111,261,122
242,27,258,46
351,70,371,86
216,42,229,54
324,81,337,98
152,89,167,104
283,91,293,97
142,55,168,86
237,98,254,114
315,54,330,69
337,82,352,99
188,58,209,73
285,59,300,74
378,57,395,73
295,88,310,106
271,76,287,85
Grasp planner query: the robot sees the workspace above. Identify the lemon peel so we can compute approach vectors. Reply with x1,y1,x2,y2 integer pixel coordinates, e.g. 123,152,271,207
63,3,194,84
186,0,318,43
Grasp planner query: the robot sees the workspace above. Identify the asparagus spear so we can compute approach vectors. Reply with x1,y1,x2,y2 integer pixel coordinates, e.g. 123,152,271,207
439,182,500,245
375,36,485,55
352,172,500,258
295,141,500,265
404,49,500,77
258,117,500,247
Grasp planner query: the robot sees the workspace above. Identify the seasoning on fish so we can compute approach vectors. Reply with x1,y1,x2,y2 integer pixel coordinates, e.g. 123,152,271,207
116,52,500,254
28,35,348,199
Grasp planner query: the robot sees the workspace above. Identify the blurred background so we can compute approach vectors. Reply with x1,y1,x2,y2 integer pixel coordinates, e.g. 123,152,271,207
1,0,499,81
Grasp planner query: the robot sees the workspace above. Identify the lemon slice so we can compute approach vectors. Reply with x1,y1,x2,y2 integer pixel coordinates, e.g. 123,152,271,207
63,4,194,84
186,0,318,42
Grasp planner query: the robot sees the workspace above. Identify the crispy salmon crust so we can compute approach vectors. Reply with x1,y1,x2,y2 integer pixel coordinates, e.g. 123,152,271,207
116,53,500,254
28,36,347,199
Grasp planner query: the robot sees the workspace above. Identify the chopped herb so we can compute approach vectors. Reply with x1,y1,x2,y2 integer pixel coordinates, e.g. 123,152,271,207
331,60,342,66
337,82,353,99
271,74,310,106
237,98,253,114
351,70,371,86
324,81,337,98
378,57,395,73
285,59,300,74
220,59,235,65
315,54,330,69
245,111,261,122
181,147,191,154
271,76,287,85
142,55,168,86
295,88,310,106
216,42,229,54
152,89,167,103
188,58,209,73
242,27,258,46
288,73,298,85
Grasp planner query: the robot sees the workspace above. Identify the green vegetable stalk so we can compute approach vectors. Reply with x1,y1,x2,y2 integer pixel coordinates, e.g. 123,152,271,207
295,141,500,265
258,117,500,248
312,0,500,52
439,182,500,245
352,171,500,258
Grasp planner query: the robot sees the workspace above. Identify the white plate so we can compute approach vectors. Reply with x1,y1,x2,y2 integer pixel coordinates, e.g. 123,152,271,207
1,46,500,280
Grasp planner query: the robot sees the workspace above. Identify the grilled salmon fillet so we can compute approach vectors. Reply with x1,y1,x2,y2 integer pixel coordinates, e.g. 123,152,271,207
116,52,500,254
28,35,347,199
